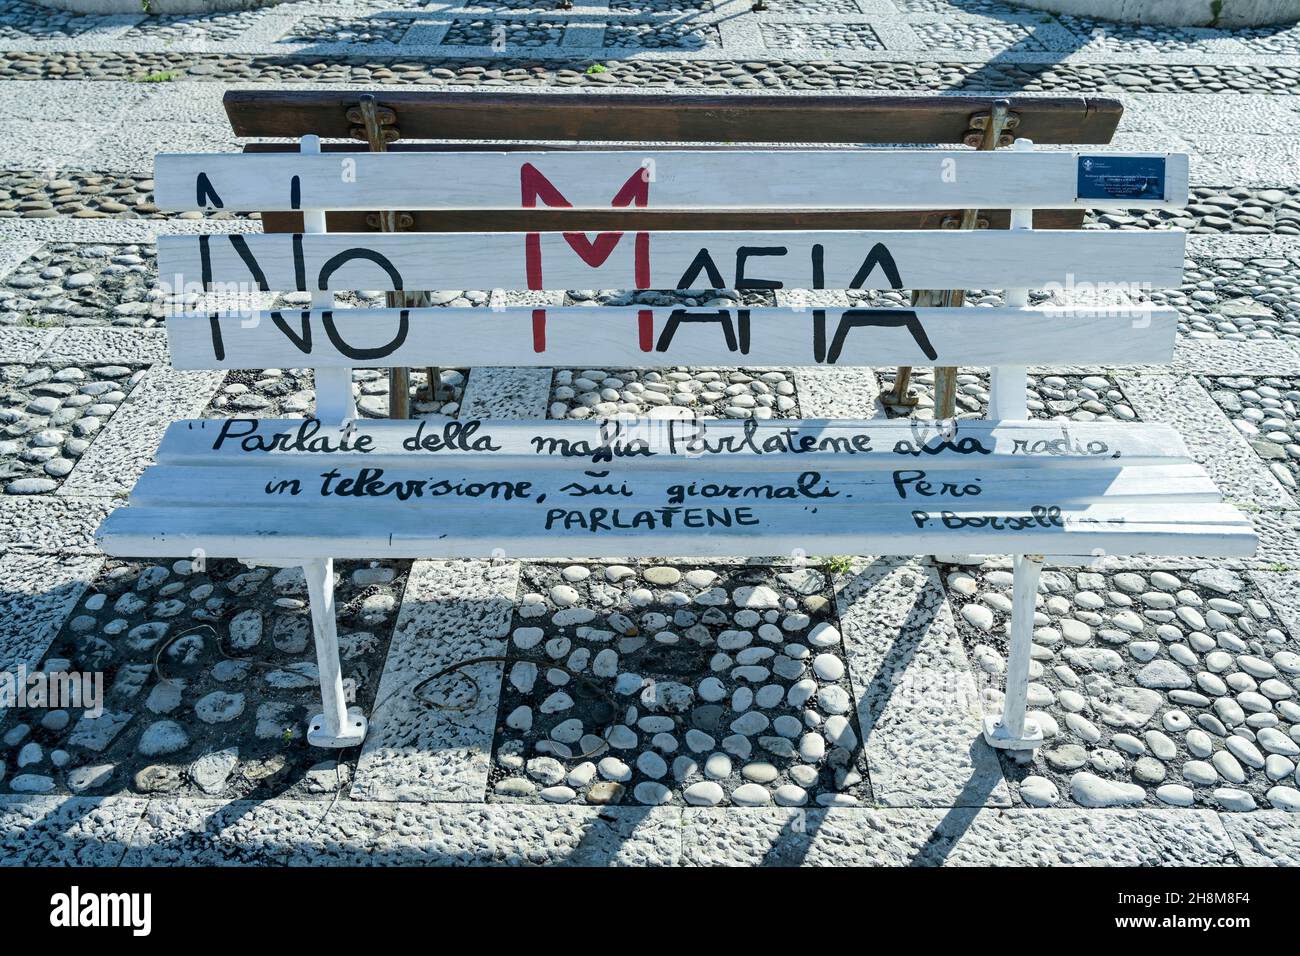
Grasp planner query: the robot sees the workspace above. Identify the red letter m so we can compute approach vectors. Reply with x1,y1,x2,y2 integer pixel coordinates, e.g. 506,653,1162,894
521,162,651,353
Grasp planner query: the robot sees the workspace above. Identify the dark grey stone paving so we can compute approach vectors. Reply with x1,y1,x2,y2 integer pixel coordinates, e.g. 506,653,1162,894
0,243,157,329
946,564,1300,812
881,370,1137,422
487,563,872,808
1238,25,1300,56
759,22,884,51
0,558,410,801
0,171,162,222
1162,254,1300,342
547,367,800,420
120,12,265,44
280,16,415,45
1,363,141,496
1094,187,1300,236
204,367,466,420
610,0,716,10
4,53,1300,95
910,19,1051,54
1056,16,1241,55
604,22,723,50
892,0,1026,12
443,18,567,47
0,1,105,41
1201,376,1300,494
469,0,573,10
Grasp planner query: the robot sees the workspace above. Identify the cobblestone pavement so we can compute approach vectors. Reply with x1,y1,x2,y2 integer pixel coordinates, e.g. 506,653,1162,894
1,0,1299,867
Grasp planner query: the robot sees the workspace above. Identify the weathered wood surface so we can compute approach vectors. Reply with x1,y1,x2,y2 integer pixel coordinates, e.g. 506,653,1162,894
96,418,1256,561
154,150,1190,212
168,306,1180,369
223,91,1125,145
256,206,1092,234
158,229,1187,293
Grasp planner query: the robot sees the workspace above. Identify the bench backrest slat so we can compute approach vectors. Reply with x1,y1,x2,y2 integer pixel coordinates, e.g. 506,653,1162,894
159,229,1187,294
155,149,1189,213
170,304,1179,371
222,91,1125,146
163,95,1188,431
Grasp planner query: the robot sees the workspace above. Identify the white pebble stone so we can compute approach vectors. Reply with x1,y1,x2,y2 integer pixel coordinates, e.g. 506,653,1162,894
651,732,678,753
705,753,733,779
798,732,826,762
686,729,715,752
683,781,724,806
807,622,842,647
539,691,574,714
812,653,845,681
637,751,668,779
506,706,533,732
606,725,637,749
549,585,580,607
787,678,817,707
592,649,619,678
513,627,544,649
730,783,772,806
1155,784,1195,807
962,604,996,631
566,762,597,788
773,784,808,807
1018,775,1060,807
598,757,631,782
634,782,673,805
550,718,584,744
816,685,851,715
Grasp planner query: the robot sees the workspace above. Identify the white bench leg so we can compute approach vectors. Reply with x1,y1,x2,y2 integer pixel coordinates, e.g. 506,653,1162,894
982,553,1045,752
303,557,368,748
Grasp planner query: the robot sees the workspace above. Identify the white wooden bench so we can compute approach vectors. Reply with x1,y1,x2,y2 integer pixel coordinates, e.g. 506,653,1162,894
98,136,1257,753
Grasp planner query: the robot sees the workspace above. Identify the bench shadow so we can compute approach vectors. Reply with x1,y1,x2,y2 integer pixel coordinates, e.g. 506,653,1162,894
753,556,1005,867
938,5,1094,94
0,556,422,865
250,0,1097,85
905,739,1000,867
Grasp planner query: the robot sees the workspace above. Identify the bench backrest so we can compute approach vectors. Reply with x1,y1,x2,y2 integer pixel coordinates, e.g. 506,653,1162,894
223,90,1124,234
155,135,1189,424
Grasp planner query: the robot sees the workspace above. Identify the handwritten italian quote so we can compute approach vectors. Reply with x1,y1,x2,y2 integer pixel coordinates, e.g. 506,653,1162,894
207,418,1122,536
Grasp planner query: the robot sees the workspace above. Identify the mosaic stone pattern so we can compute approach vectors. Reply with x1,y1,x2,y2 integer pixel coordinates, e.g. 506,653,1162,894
488,564,872,808
281,16,414,45
949,565,1300,812
909,19,1051,53
1,364,141,495
442,18,567,47
759,22,884,50
0,243,158,329
605,22,724,49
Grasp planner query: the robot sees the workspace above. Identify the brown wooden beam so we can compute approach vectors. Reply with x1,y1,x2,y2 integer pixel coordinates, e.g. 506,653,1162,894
224,90,1123,145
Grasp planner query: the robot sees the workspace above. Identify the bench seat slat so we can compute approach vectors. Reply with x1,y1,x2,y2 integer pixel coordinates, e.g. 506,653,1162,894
169,306,1179,371
98,417,1254,559
123,462,1223,510
154,150,1190,212
96,501,1256,562
149,418,1195,472
159,230,1187,294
